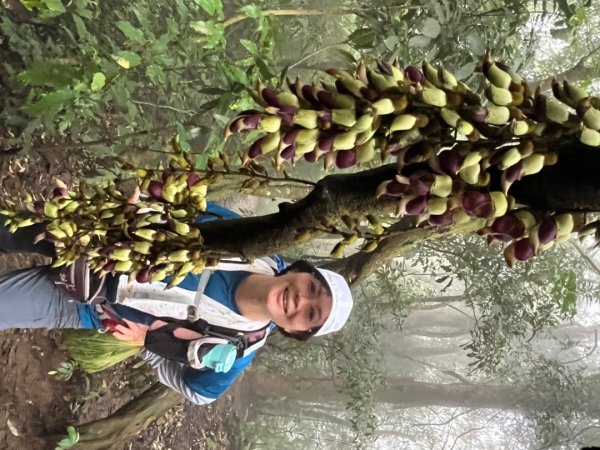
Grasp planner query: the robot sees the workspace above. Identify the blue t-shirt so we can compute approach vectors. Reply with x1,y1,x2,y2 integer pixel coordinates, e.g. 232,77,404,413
76,202,284,399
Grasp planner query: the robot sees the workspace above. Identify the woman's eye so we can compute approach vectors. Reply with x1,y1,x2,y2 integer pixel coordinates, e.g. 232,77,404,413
310,281,316,295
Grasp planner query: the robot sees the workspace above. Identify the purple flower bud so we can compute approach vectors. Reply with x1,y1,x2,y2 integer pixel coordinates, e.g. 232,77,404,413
404,66,424,83
490,214,526,241
33,200,45,215
505,162,524,183
409,172,434,196
283,129,300,146
336,150,357,169
248,138,263,159
148,180,164,199
228,117,244,134
462,191,493,218
318,135,335,152
429,211,454,226
261,88,280,107
280,145,296,160
136,267,153,283
242,114,261,130
277,106,297,127
238,109,262,117
301,85,319,105
538,217,558,244
317,90,335,109
514,238,535,261
406,196,427,215
304,151,318,162
187,172,201,187
438,150,463,175
386,180,407,196
481,60,493,76
52,187,69,198
335,79,353,96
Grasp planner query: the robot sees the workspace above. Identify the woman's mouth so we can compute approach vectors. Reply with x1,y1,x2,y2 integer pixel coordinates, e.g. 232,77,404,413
282,288,288,314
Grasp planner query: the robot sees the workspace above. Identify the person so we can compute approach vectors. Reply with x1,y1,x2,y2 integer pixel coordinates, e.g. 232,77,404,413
0,202,354,405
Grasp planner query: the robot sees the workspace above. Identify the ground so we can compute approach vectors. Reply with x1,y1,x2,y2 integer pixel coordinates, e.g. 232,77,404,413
0,151,245,450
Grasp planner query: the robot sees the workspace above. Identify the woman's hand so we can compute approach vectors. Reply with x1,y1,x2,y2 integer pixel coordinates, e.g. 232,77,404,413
112,319,150,346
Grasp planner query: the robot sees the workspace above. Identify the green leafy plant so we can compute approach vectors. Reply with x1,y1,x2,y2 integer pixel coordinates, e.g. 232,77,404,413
55,425,79,449
48,360,79,381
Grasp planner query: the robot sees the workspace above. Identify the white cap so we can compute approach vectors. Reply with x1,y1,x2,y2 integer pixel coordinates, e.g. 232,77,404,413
314,269,353,336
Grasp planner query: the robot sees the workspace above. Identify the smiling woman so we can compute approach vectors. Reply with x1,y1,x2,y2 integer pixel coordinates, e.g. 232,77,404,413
237,260,342,337
0,202,354,406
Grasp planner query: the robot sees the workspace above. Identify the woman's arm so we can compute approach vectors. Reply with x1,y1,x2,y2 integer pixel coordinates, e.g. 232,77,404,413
112,319,243,404
142,351,216,405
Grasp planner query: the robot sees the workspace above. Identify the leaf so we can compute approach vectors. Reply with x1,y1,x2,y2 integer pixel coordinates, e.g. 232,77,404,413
196,97,221,113
189,20,226,49
222,64,248,86
433,1,446,23
198,87,229,95
255,58,274,80
334,48,357,65
453,61,477,80
383,35,400,51
408,35,432,49
145,64,166,85
116,21,145,44
175,123,191,152
56,437,73,449
111,51,142,69
194,0,223,19
347,28,377,49
67,425,79,442
466,32,486,56
25,90,73,118
420,18,441,39
18,63,79,89
43,0,66,13
556,0,574,19
71,13,88,39
90,72,105,92
238,4,262,19
239,39,258,54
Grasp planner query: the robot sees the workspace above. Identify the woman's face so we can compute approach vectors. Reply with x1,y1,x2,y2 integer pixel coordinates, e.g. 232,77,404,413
264,271,333,333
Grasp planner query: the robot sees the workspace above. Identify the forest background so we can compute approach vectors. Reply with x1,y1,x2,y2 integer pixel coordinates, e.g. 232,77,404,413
1,0,600,449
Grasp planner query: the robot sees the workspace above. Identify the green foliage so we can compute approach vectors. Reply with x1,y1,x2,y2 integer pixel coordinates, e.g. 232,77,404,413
55,425,79,450
414,235,588,372
48,359,79,381
3,0,585,159
1,0,279,153
20,0,66,19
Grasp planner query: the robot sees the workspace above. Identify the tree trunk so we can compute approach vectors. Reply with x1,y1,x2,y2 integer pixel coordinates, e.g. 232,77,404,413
44,383,183,450
197,139,600,281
